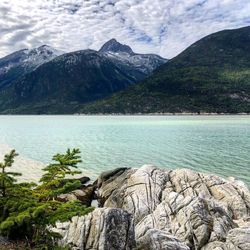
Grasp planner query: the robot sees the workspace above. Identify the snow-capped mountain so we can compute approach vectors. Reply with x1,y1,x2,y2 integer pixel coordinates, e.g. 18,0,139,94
0,40,167,114
0,45,64,88
21,45,64,67
99,39,168,74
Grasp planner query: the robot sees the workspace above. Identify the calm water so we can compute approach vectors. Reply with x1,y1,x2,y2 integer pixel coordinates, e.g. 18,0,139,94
0,115,249,185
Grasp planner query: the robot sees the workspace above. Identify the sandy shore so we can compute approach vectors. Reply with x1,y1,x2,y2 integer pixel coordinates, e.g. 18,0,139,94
0,144,95,183
0,144,44,183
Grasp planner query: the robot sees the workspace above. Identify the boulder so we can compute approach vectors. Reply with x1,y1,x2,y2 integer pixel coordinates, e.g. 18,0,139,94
52,208,135,250
97,168,129,185
56,184,96,206
56,193,78,202
72,185,96,206
97,167,133,207
78,176,91,185
97,165,250,250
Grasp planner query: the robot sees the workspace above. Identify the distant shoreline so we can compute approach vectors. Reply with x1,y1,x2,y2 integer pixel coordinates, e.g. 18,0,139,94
0,112,249,116
76,112,250,116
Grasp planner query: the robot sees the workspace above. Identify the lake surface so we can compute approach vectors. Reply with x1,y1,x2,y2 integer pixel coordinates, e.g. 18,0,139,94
0,115,249,185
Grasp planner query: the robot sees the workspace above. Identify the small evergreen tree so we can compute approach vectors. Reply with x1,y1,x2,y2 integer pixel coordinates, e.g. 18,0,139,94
38,148,82,200
0,148,94,248
0,150,21,197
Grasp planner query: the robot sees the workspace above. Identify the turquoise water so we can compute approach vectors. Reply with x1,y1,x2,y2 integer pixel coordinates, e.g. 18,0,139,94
0,115,249,185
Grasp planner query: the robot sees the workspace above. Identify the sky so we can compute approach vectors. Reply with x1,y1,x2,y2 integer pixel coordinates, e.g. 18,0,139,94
0,0,250,59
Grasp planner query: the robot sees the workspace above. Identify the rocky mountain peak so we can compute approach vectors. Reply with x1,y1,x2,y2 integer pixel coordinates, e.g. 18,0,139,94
99,38,134,54
29,45,64,57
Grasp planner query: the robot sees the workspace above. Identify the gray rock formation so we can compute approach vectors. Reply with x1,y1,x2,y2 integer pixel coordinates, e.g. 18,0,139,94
97,165,250,250
53,165,250,250
51,208,135,250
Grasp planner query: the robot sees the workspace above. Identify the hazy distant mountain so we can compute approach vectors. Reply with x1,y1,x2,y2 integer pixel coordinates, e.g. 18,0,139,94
0,40,167,114
81,26,250,114
0,45,64,88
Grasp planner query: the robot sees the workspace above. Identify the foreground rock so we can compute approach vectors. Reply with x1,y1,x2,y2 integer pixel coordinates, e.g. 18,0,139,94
98,165,250,250
53,165,250,250
51,208,135,250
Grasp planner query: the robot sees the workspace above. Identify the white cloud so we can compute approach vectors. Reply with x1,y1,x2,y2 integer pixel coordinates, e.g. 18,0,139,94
0,0,250,58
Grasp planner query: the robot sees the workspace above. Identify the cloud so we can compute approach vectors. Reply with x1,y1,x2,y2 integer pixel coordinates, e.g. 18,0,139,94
0,0,250,58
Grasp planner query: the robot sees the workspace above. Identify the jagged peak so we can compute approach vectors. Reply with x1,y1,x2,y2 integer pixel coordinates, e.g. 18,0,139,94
99,39,134,54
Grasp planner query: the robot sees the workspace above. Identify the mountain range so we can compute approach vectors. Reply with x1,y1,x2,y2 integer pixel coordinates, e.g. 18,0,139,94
81,26,250,114
0,39,166,114
0,26,250,114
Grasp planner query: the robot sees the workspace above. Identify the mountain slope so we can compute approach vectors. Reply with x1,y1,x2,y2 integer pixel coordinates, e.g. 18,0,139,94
0,41,167,114
100,39,167,74
81,26,250,114
0,45,63,89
